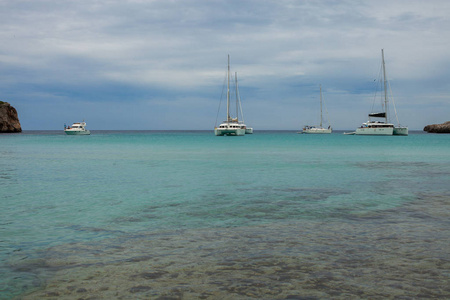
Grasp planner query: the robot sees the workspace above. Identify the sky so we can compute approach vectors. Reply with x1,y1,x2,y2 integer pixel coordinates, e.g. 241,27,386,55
1,0,450,130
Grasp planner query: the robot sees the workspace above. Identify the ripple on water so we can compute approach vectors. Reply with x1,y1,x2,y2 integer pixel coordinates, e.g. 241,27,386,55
11,193,450,299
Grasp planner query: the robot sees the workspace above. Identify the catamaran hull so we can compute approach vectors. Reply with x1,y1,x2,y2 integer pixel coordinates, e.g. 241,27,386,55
245,128,253,134
303,128,332,134
214,128,245,136
65,130,91,135
393,127,408,136
355,127,393,135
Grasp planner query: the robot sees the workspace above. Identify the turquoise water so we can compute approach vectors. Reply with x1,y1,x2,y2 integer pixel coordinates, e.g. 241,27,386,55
1,131,449,299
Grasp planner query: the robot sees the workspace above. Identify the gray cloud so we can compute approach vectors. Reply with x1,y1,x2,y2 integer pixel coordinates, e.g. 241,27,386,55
1,0,449,130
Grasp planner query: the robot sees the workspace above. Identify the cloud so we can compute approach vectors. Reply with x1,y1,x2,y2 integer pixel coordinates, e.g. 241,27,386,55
1,0,450,130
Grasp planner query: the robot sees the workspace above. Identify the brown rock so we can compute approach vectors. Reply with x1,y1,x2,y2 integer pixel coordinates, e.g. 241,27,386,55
0,101,22,133
423,121,450,133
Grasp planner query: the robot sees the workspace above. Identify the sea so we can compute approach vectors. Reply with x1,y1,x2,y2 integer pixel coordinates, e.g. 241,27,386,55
0,130,449,299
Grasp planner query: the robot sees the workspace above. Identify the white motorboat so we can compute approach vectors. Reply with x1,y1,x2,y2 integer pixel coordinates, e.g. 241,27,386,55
64,121,90,135
215,55,252,136
354,49,408,136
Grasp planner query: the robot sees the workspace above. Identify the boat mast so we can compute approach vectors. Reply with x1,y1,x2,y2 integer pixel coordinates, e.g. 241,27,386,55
235,72,239,122
382,49,388,124
319,84,323,128
227,54,230,123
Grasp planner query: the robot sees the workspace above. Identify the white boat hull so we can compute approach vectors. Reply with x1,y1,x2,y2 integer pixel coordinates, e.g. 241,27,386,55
245,128,253,134
214,128,245,136
355,127,393,135
303,128,332,134
65,130,90,135
393,127,408,136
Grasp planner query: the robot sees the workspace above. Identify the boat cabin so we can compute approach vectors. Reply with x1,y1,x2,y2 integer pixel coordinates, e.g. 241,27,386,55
361,121,394,128
218,123,245,129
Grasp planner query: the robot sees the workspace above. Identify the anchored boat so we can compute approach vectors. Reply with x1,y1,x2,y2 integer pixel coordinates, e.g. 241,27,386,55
214,55,252,136
302,84,332,134
352,49,408,136
64,121,90,135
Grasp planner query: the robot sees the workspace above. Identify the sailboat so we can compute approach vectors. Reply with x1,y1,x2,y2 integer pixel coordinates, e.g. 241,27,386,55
214,55,252,136
302,84,332,134
352,49,408,136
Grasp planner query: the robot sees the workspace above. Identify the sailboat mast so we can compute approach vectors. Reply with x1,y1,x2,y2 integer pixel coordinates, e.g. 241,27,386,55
227,54,230,123
319,84,323,128
235,72,239,122
382,49,388,124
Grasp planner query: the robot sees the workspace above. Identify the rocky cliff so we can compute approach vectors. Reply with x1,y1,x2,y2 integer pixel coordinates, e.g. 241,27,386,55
0,101,22,133
423,121,450,133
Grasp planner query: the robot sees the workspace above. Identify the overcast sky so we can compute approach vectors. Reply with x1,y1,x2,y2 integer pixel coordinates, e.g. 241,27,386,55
1,0,449,130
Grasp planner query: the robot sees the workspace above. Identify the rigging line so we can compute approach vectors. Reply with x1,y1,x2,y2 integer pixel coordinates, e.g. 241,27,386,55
231,74,237,119
234,72,239,121
215,73,227,128
382,51,403,127
383,61,390,123
322,89,331,126
325,105,331,126
238,93,245,123
388,79,400,125
371,64,383,114
236,73,245,123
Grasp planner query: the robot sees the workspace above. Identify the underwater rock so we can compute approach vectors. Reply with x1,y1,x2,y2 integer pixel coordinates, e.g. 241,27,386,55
129,285,152,293
0,101,22,133
423,121,450,133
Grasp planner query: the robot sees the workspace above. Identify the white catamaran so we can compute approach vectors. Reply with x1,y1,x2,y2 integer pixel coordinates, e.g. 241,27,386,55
302,84,332,134
351,49,408,136
214,55,252,136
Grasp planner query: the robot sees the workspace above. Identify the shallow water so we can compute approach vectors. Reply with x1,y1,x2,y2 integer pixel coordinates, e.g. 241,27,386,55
1,131,449,299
